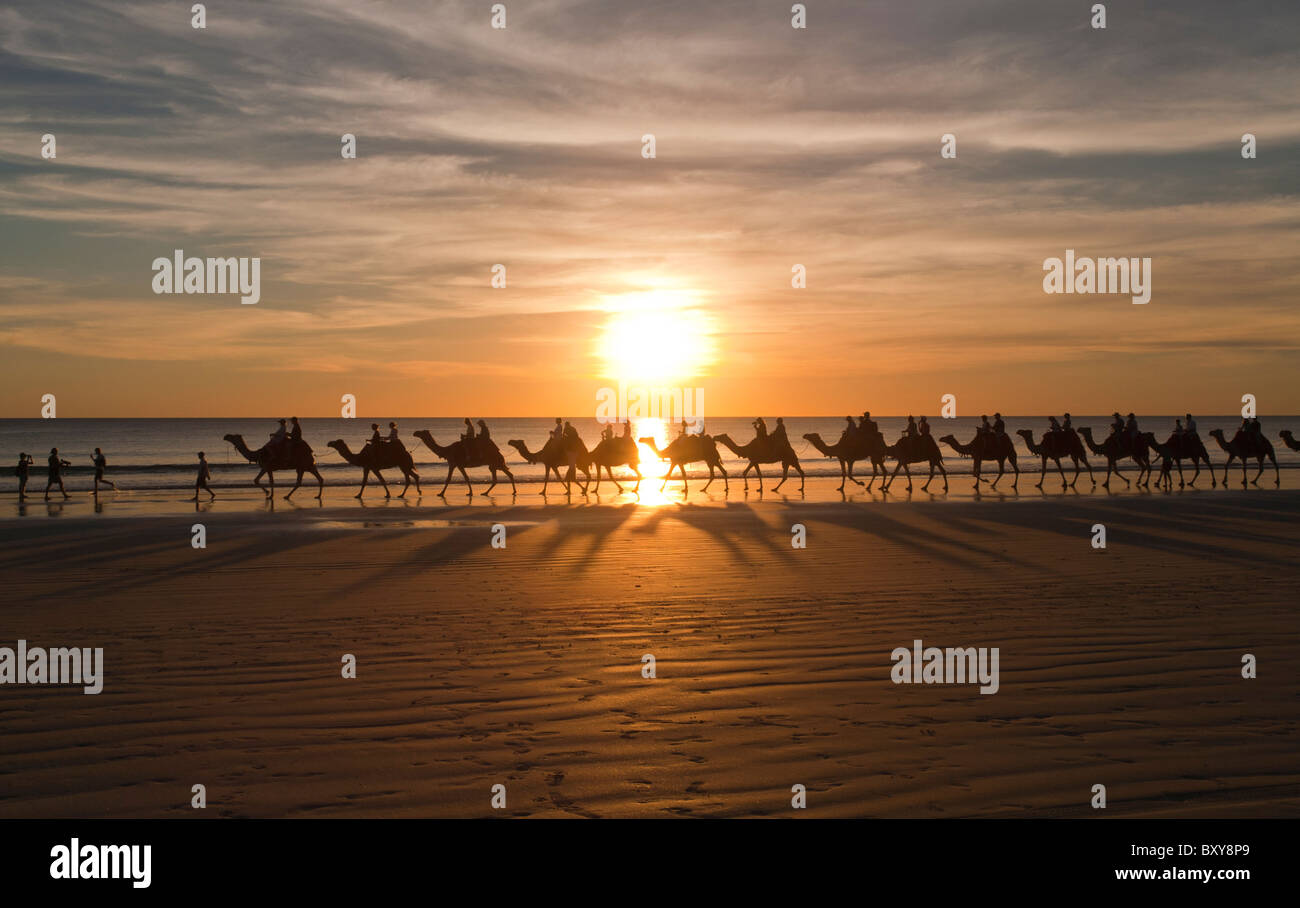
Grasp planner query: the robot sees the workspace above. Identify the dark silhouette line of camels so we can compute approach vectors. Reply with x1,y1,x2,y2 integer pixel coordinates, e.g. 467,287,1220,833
203,418,1299,500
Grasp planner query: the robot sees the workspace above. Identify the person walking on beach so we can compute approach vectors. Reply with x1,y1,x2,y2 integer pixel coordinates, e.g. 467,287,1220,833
15,452,33,499
192,451,215,501
91,447,117,494
45,448,71,500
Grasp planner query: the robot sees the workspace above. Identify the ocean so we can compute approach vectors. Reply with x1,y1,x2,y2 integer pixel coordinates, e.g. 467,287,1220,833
2,416,1296,493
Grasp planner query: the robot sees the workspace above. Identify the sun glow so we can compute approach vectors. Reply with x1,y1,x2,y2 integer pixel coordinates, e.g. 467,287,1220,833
596,290,714,382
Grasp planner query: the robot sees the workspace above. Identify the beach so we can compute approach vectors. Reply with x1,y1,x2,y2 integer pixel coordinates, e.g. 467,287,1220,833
2,489,1296,818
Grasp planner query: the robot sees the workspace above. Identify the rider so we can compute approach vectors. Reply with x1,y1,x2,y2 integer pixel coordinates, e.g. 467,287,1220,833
1184,413,1197,437
387,421,400,443
269,419,289,456
290,417,303,443
772,417,789,445
550,418,564,441
918,416,931,437
906,415,919,437
1125,412,1140,444
992,412,1005,436
1048,415,1062,436
367,423,382,451
754,416,769,440
620,419,632,439
860,412,878,436
979,415,993,437
1110,412,1125,438
1062,413,1073,433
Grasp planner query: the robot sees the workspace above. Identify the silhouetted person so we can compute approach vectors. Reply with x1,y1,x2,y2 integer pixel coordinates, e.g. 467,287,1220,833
918,416,931,437
45,447,71,500
1062,413,1073,432
550,418,564,441
992,413,1005,436
1048,416,1062,436
621,419,631,439
192,451,215,501
978,415,992,437
290,417,303,443
772,417,788,445
1184,413,1196,436
92,447,116,493
1125,412,1140,443
269,419,288,455
15,452,33,499
387,421,400,443
1174,418,1184,436
753,416,768,440
1110,412,1124,437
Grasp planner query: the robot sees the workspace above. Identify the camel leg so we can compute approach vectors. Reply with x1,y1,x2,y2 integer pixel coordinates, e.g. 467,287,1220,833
1176,460,1185,489
989,458,1003,489
1188,459,1199,486
1270,454,1280,486
1069,457,1081,489
253,470,271,498
740,463,753,490
484,469,498,494
701,463,714,492
398,469,411,497
836,460,847,492
753,464,764,493
284,469,304,500
903,462,913,492
459,465,473,496
504,466,516,494
1010,455,1020,489
773,463,789,492
1251,457,1264,486
1055,457,1067,490
922,460,935,491
679,462,689,494
356,469,369,498
795,462,805,492
376,469,391,498
660,465,671,492
439,463,455,496
312,467,324,498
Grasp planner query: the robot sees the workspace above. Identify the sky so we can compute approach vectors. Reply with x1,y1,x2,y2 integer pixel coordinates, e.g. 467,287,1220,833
1,0,1297,417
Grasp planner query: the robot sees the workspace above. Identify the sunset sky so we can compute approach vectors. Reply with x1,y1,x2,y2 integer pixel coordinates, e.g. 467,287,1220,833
1,0,1297,417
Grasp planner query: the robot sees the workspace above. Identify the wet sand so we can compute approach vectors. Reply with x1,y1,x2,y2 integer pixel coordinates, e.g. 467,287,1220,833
1,490,1297,817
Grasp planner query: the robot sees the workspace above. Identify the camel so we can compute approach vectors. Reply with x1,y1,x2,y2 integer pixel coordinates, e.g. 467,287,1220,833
1143,431,1214,489
588,435,643,494
638,434,728,493
1077,426,1153,489
882,434,948,492
327,439,420,498
222,433,323,499
414,430,516,496
713,432,805,492
1015,429,1093,490
803,430,889,491
1279,430,1300,452
940,431,1019,489
1208,428,1279,487
507,435,590,495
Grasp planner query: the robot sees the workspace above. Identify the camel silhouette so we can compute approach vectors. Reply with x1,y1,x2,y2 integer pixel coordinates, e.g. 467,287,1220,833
1015,429,1093,490
713,432,805,492
507,436,589,495
1279,430,1300,452
940,431,1019,489
803,430,888,491
1144,431,1214,489
414,430,516,496
638,434,727,493
223,433,323,499
1208,428,1279,487
327,439,420,498
588,436,643,494
1077,427,1153,489
882,434,948,492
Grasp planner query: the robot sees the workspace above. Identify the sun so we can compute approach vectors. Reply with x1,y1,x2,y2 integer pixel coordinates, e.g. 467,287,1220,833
596,290,714,382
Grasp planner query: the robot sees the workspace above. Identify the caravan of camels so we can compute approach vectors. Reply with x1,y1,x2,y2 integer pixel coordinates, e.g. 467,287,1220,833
210,410,1291,501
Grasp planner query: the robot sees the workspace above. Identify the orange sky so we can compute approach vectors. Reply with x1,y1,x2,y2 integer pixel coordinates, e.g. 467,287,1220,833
1,1,1297,417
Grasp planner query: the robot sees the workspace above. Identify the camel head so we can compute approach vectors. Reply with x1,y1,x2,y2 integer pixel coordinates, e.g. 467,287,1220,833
636,436,663,456
507,439,535,461
1281,430,1294,441
412,429,434,445
1015,428,1033,439
938,434,959,447
1208,429,1225,440
326,439,347,453
222,434,256,461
